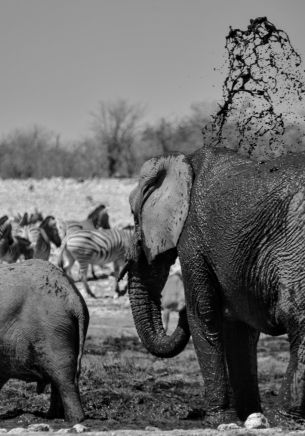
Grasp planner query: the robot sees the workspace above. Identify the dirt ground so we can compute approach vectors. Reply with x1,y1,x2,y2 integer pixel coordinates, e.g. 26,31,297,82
0,274,302,434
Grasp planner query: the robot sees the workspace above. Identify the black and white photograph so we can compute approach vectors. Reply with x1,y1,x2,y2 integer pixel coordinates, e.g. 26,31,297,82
0,1,305,434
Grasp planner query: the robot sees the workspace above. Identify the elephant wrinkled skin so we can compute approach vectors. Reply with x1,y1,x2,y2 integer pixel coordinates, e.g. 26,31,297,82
127,145,305,423
0,259,89,422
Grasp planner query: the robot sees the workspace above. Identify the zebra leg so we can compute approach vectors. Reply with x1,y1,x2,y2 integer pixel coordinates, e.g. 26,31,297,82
113,260,127,298
80,264,97,298
113,259,128,298
90,264,99,280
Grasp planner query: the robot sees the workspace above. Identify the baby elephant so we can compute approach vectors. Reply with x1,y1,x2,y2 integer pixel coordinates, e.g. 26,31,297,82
0,259,89,422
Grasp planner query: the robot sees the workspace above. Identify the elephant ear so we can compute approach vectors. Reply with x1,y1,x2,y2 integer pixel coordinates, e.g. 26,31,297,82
133,154,192,263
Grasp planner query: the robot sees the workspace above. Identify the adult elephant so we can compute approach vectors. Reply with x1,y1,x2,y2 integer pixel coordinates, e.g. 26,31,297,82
126,145,305,424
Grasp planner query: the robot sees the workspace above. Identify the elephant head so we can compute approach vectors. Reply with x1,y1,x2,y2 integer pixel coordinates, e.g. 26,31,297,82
127,153,193,358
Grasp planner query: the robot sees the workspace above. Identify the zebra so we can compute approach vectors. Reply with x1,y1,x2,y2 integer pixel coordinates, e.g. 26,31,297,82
12,210,43,234
13,210,43,226
0,235,33,263
58,204,110,279
57,227,133,298
16,216,61,261
0,216,14,258
0,214,33,263
0,215,10,236
58,204,110,240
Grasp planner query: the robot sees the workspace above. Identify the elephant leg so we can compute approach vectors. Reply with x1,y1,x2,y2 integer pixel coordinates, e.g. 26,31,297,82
44,356,84,422
181,257,232,422
278,332,305,419
0,376,9,391
49,378,84,422
47,384,65,419
224,319,261,420
188,311,231,420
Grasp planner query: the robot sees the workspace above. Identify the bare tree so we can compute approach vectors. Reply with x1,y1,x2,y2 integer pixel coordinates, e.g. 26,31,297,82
91,99,145,177
141,110,208,157
0,126,62,178
141,118,174,155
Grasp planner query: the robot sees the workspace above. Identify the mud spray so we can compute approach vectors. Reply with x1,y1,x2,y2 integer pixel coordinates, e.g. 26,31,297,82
203,17,305,161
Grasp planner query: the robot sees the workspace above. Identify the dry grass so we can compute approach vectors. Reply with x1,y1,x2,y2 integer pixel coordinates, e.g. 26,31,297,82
0,177,136,226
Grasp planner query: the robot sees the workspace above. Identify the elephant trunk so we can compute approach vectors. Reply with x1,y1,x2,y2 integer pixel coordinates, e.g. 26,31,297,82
128,249,190,358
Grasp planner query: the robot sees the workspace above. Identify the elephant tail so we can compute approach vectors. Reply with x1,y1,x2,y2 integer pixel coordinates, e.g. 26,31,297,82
74,297,89,384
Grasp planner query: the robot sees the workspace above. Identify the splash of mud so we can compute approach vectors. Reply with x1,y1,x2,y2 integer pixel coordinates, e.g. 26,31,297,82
204,17,305,160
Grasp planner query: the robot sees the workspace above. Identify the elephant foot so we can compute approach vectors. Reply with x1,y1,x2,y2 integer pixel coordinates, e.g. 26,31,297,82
47,394,84,423
47,383,85,423
46,407,84,423
63,409,85,424
204,408,239,428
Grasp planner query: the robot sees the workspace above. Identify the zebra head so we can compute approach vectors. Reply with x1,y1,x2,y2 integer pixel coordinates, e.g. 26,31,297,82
40,216,62,248
87,204,110,229
0,220,13,256
19,212,29,226
28,209,44,224
0,215,9,231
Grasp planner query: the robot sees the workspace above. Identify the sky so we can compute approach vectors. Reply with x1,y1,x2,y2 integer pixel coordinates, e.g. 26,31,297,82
0,0,305,142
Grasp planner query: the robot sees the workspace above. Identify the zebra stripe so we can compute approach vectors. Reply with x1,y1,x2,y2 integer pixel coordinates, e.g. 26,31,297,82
0,216,11,239
16,216,61,260
58,227,133,298
57,219,96,240
0,236,33,263
0,216,15,260
58,205,110,240
16,223,40,244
